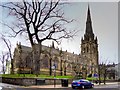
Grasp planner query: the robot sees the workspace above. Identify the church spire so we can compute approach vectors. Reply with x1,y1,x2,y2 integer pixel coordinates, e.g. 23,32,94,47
84,5,94,40
52,41,55,48
87,5,91,22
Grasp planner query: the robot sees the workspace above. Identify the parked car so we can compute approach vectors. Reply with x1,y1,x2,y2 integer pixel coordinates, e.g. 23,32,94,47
71,79,94,89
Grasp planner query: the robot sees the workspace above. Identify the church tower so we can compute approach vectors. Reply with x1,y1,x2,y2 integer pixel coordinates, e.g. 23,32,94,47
81,6,99,75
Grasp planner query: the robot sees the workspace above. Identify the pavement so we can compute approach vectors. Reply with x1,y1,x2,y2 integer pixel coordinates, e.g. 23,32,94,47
27,82,119,88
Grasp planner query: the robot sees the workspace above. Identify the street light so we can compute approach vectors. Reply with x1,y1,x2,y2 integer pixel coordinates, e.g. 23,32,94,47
64,55,68,76
50,47,56,88
49,54,52,76
52,63,56,88
60,53,63,76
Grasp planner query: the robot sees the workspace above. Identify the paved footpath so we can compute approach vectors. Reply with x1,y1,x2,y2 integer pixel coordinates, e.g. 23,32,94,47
27,82,119,88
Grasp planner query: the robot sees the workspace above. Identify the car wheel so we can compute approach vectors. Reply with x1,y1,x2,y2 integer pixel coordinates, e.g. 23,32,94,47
72,86,75,89
91,85,94,88
81,85,85,89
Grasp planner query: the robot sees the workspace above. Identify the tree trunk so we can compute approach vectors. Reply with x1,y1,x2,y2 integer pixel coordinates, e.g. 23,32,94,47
103,69,106,85
37,42,42,75
2,64,5,74
32,42,42,76
49,58,52,76
60,60,63,76
104,74,106,84
32,44,37,74
98,66,101,85
64,61,66,76
11,59,14,74
103,64,106,85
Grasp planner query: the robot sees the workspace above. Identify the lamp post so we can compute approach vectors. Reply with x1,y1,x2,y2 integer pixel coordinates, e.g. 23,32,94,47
64,61,66,76
60,54,63,76
49,48,52,76
50,47,56,88
49,54,52,76
64,55,68,76
52,62,56,88
54,65,56,88
54,59,56,88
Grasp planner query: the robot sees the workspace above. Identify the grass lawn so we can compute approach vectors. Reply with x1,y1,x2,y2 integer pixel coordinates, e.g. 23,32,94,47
86,77,97,81
1,74,108,80
1,74,73,79
86,77,108,81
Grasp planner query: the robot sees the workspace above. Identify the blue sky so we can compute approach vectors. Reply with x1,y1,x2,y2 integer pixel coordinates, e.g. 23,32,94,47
0,1,118,64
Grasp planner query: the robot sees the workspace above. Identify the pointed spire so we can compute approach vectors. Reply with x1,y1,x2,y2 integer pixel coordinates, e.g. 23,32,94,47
81,37,83,42
84,5,94,40
95,36,98,41
16,41,18,46
19,42,21,45
52,41,55,48
60,47,62,51
60,47,62,55
87,4,91,22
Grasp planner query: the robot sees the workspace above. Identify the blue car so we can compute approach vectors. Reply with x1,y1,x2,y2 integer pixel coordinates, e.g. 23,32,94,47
71,79,94,89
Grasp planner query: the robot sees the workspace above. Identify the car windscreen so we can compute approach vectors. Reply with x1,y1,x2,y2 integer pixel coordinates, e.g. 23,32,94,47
80,80,90,82
73,80,80,82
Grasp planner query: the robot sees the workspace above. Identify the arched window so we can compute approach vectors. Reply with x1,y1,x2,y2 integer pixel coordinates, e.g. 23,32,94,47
25,55,31,68
82,48,85,53
87,47,89,53
53,57,59,69
42,55,49,68
67,64,72,72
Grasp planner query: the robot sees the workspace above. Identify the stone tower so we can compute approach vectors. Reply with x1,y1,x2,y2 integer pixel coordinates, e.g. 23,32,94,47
81,6,99,75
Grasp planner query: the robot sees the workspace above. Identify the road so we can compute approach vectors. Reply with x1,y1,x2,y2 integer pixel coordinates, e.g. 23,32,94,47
95,83,119,89
0,83,20,90
0,82,119,90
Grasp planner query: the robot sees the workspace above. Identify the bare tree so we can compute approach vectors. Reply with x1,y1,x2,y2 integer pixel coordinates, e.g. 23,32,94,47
98,63,106,84
0,52,9,74
98,60,111,85
1,0,77,75
1,35,14,74
59,50,63,76
103,64,107,84
72,63,81,78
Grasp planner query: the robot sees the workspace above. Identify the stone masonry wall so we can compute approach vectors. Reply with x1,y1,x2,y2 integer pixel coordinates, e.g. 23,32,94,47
2,77,73,86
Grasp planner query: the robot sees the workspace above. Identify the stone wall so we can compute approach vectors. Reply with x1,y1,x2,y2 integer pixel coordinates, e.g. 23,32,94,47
2,77,73,86
45,78,73,85
2,77,36,86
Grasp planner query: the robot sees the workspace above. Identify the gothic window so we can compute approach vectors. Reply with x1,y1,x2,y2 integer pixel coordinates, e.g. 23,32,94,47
16,61,20,68
25,55,31,68
55,61,58,69
87,47,89,53
53,57,59,69
67,64,71,72
42,55,49,68
83,48,85,53
93,47,95,53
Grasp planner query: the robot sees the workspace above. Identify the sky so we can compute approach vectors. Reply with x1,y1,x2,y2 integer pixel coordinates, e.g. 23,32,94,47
54,2,118,64
0,1,118,65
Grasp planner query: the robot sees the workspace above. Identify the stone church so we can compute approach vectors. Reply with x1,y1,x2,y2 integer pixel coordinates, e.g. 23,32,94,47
12,6,99,77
